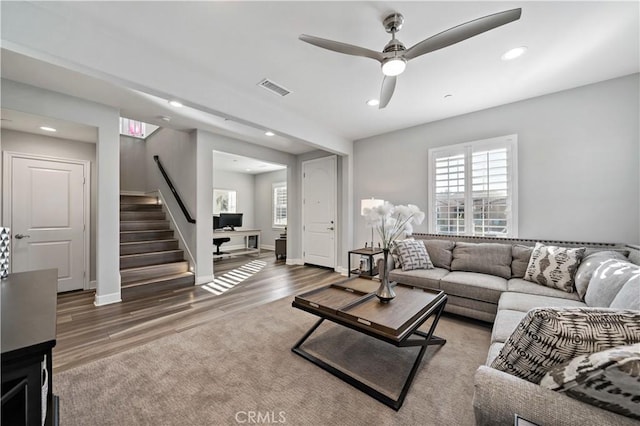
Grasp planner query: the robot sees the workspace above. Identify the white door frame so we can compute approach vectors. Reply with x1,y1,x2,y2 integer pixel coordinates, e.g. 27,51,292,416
301,155,338,269
2,151,91,290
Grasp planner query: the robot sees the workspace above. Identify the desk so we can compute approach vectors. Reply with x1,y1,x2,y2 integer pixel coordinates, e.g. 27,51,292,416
1,269,59,426
213,229,261,260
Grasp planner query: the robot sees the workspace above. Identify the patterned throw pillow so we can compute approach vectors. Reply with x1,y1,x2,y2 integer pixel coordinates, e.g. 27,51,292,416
524,243,586,292
394,239,433,271
540,344,640,420
490,308,640,384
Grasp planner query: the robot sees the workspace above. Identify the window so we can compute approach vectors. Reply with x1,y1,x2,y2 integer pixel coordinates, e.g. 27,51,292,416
428,135,518,237
273,182,287,228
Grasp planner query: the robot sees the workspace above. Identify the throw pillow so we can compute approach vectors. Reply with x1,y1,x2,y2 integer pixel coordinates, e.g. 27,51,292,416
574,251,629,301
524,243,586,292
490,307,640,384
609,277,640,310
540,344,640,420
389,239,410,270
423,239,455,270
584,259,640,308
394,239,433,271
511,244,533,278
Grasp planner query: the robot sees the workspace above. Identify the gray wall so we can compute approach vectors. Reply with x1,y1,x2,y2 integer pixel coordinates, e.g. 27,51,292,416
212,169,256,228
120,136,147,192
354,74,640,245
255,169,287,249
1,128,98,281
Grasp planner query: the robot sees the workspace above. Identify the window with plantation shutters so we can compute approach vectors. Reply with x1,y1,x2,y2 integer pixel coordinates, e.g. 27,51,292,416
273,182,287,228
429,135,518,237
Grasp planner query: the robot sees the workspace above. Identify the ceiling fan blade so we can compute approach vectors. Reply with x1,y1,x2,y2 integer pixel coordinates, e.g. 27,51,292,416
404,8,522,61
379,76,397,109
299,34,384,62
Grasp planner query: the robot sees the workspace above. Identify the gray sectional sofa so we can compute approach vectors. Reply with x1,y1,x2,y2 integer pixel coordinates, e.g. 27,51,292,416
388,234,640,425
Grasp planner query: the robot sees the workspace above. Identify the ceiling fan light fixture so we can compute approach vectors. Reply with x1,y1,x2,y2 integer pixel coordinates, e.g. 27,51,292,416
381,57,406,76
501,46,527,61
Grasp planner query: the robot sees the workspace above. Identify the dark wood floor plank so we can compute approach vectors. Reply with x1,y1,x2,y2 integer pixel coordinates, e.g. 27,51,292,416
53,252,344,372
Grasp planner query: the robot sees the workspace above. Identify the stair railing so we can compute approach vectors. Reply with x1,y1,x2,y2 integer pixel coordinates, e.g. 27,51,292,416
153,155,196,223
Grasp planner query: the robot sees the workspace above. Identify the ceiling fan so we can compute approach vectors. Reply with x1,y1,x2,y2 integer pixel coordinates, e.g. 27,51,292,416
299,8,522,109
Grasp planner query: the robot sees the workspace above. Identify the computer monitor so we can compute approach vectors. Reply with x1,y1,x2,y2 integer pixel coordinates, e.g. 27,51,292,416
218,213,243,230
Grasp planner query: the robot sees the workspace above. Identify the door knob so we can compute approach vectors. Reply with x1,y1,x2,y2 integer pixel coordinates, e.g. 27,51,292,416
327,227,334,231
14,234,31,239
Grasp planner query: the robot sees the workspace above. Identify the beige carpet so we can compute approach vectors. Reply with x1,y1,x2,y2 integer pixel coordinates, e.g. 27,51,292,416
55,296,491,425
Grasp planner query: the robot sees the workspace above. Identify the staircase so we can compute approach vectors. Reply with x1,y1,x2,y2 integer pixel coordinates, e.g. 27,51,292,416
120,194,195,299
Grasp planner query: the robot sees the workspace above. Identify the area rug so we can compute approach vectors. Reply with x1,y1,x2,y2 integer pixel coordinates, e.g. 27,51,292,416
54,296,491,425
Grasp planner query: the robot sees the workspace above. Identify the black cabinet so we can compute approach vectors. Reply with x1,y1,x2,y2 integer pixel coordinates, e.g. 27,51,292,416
2,269,59,426
275,238,287,260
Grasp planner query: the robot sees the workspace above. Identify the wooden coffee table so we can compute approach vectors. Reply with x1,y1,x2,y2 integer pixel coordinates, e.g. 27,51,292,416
291,277,447,410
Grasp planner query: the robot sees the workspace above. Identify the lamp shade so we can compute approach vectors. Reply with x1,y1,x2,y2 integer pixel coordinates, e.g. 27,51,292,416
361,198,384,216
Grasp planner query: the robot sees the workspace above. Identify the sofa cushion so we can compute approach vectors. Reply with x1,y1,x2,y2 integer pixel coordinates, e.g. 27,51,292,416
388,267,448,290
507,278,582,301
524,243,586,293
610,277,640,310
486,342,505,366
440,271,507,304
540,343,640,420
511,244,533,278
498,292,586,313
423,239,455,270
394,239,433,271
451,242,512,279
574,250,629,301
491,309,527,344
490,308,640,384
584,259,639,308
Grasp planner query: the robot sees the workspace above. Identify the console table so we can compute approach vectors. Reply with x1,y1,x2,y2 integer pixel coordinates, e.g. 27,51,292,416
1,269,59,426
213,229,261,260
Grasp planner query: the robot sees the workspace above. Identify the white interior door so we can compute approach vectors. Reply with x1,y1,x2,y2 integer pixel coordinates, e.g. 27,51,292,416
5,153,88,292
302,155,337,268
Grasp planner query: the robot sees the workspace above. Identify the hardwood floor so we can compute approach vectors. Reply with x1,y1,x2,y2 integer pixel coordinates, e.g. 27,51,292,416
54,251,344,373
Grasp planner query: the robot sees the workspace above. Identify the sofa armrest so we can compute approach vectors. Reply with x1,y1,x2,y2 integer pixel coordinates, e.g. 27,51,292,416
473,365,638,426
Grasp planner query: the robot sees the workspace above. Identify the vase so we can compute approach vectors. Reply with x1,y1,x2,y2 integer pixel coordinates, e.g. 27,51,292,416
375,248,396,303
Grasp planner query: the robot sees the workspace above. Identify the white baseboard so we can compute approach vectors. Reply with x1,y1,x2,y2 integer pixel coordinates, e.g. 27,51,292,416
286,258,304,265
335,266,348,276
261,244,275,251
88,280,97,290
94,291,122,306
196,275,214,285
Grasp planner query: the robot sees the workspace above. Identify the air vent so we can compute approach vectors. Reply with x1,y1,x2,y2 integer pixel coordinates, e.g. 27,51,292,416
257,79,291,97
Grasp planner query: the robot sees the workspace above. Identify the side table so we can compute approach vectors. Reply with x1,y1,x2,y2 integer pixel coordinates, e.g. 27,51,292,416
275,238,287,260
348,247,384,279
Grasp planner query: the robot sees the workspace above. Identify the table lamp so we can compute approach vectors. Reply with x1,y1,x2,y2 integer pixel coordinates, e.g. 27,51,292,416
360,198,384,250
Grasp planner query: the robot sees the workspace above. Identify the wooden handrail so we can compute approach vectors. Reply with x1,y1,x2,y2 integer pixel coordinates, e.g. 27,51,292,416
153,155,196,224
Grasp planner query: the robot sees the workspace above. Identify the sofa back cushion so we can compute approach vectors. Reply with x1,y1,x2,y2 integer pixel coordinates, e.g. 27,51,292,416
423,239,455,270
451,242,512,279
574,251,629,301
610,278,640,310
490,307,640,384
584,259,639,308
511,245,533,278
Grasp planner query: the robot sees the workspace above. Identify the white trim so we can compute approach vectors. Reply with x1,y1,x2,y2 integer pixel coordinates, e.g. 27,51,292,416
2,151,91,290
261,244,275,251
89,280,97,289
335,266,348,276
120,190,147,196
286,258,304,266
154,189,197,273
94,291,122,306
196,274,215,285
272,181,287,228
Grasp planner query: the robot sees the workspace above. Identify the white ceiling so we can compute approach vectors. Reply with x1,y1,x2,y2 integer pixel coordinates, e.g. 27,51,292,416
1,108,98,143
1,2,638,153
213,151,286,175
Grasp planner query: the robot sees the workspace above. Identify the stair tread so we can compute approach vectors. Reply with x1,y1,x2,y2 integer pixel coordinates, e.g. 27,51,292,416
120,260,188,273
121,272,194,288
120,239,177,246
120,249,183,259
121,229,173,233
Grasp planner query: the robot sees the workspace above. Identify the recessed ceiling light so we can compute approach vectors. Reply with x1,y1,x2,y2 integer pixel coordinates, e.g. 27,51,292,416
246,168,252,172
366,99,380,107
168,100,183,107
501,46,527,61
40,126,57,132
265,131,275,136
159,116,171,122
444,94,453,99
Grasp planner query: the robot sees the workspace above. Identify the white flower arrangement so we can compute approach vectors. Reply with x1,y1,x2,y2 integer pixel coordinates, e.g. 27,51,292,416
362,202,425,250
